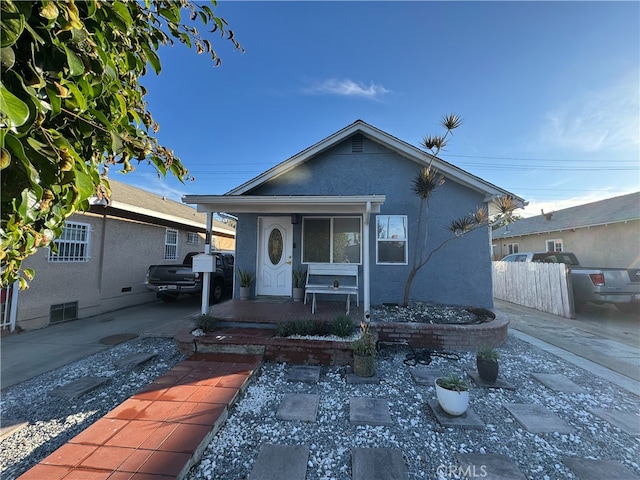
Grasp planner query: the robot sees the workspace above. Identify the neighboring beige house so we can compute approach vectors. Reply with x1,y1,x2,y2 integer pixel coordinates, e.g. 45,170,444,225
492,192,640,268
7,180,235,331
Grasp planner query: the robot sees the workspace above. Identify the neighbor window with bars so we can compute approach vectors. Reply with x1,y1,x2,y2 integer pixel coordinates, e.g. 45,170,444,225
165,229,178,260
48,222,91,262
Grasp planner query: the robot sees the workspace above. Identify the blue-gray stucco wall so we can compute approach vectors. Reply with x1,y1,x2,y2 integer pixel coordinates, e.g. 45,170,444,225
233,135,494,308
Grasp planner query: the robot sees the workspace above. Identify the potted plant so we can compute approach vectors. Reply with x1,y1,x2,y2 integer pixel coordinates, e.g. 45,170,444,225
292,268,306,302
435,373,471,416
476,345,499,382
333,278,340,289
351,322,377,377
238,269,255,300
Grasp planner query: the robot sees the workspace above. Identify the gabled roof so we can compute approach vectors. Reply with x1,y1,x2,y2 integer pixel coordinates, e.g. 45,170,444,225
89,179,235,236
226,119,524,204
493,191,640,239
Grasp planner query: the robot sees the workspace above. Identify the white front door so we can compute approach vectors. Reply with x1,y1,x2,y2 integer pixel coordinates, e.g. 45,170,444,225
256,217,293,296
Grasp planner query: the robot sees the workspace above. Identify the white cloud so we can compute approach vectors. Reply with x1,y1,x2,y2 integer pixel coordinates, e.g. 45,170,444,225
305,78,390,99
540,76,639,154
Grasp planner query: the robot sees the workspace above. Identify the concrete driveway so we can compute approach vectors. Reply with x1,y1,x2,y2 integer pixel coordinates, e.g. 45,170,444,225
497,298,640,388
1,296,202,389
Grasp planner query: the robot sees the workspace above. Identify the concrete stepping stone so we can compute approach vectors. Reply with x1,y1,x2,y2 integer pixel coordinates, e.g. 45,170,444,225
287,365,321,383
504,404,574,433
346,371,381,384
563,457,640,480
456,453,527,480
467,371,516,390
352,447,407,480
410,367,443,386
248,444,309,480
350,397,392,426
48,376,110,399
531,373,586,393
590,408,640,436
276,393,320,422
114,352,156,368
0,418,29,441
427,400,485,430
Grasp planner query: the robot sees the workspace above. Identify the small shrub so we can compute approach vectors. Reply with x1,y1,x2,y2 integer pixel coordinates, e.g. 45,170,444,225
295,319,317,336
329,315,355,337
477,345,499,361
436,373,470,392
351,322,377,356
195,314,218,333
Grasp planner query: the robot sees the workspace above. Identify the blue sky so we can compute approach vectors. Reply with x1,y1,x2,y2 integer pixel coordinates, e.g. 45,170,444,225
117,1,639,217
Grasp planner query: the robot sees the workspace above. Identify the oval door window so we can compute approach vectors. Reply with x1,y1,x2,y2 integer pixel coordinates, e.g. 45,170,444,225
268,228,283,265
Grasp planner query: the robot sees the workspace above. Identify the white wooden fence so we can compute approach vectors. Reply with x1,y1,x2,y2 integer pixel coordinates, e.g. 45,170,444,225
492,261,575,318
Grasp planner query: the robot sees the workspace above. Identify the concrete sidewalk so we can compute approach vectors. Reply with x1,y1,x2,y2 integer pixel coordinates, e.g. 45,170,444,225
1,297,200,389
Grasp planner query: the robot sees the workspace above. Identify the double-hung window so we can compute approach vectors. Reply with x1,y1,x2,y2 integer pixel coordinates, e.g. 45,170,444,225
546,239,563,252
48,222,91,262
302,217,361,264
376,215,408,264
164,229,178,260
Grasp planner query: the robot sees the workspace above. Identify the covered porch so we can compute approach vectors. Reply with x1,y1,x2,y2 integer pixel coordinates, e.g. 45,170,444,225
183,194,386,321
209,297,366,325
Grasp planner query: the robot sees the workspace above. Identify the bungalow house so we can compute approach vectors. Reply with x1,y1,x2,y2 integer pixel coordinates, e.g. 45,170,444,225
4,179,235,331
492,191,640,268
184,120,524,319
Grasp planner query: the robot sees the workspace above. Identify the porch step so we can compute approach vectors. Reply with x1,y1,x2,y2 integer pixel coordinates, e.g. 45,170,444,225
177,326,275,355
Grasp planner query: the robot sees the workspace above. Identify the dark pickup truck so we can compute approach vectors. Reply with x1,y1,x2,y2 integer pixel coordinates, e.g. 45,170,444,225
144,252,234,303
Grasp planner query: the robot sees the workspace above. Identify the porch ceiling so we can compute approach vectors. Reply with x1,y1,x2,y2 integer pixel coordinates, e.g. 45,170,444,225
182,195,386,214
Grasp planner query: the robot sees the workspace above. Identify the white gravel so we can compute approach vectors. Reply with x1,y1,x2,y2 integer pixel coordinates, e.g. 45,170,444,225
1,330,639,480
184,336,640,479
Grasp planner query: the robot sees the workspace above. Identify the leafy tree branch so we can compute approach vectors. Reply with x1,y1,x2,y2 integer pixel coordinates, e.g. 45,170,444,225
1,0,242,288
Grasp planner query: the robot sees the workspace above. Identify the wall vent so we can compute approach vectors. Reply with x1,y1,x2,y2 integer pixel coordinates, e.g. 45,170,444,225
351,134,364,153
50,301,78,324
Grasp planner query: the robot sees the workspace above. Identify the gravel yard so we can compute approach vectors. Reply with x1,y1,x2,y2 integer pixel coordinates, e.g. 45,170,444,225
1,317,639,480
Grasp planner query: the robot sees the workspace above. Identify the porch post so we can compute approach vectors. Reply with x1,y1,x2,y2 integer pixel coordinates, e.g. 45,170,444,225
201,211,213,315
363,201,371,322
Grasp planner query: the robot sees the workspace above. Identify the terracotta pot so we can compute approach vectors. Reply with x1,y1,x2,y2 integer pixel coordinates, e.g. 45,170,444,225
353,354,375,377
477,358,499,382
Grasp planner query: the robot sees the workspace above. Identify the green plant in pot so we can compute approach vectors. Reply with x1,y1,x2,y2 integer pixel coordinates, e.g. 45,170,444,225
351,321,377,377
435,373,471,416
238,269,255,300
292,268,306,302
476,345,499,383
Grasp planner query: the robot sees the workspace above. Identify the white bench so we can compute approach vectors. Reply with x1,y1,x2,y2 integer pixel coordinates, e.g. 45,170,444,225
304,264,359,314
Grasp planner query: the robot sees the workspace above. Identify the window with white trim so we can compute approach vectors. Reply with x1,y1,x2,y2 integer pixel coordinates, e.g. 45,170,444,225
507,243,519,255
546,239,563,252
302,217,361,264
165,229,178,260
187,232,200,245
376,215,408,264
48,222,90,262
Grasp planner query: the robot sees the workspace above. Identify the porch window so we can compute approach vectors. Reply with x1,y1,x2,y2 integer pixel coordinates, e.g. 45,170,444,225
164,229,178,260
376,215,408,264
302,217,361,264
48,222,90,262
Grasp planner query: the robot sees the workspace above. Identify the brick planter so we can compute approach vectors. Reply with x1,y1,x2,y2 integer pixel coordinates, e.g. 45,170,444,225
371,310,509,351
265,337,353,366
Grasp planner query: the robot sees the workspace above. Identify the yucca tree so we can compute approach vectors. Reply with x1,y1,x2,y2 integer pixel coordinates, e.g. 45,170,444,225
401,114,517,307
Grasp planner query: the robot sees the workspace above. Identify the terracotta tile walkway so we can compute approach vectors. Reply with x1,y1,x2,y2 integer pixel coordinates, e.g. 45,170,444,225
17,353,262,480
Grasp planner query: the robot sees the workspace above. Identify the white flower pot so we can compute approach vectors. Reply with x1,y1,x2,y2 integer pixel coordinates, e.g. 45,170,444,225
435,379,469,416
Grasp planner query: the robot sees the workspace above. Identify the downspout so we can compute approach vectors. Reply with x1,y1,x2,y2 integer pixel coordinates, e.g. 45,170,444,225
363,201,371,322
201,211,213,315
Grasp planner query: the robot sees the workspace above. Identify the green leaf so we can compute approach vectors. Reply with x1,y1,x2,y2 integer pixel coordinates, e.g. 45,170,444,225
64,46,85,76
74,169,95,202
45,84,61,117
1,46,15,70
111,1,134,27
0,82,30,127
0,2,24,48
144,47,161,74
110,131,124,154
